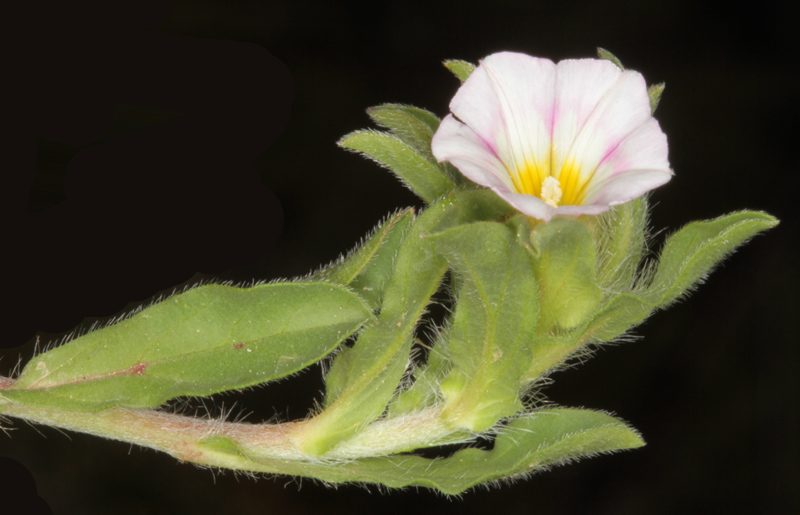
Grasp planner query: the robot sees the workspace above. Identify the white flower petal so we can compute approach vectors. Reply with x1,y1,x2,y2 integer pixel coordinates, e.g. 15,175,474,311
448,52,557,193
583,118,672,203
555,69,653,205
492,189,556,222
431,114,514,191
588,169,673,207
550,59,623,179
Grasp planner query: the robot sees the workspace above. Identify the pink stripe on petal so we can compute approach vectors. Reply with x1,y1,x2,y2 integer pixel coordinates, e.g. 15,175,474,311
432,114,514,190
557,70,653,190
598,118,670,179
589,169,673,206
433,51,672,221
449,52,557,180
551,59,623,174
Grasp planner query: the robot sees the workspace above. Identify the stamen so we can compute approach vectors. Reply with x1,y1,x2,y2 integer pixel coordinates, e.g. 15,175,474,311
540,176,562,208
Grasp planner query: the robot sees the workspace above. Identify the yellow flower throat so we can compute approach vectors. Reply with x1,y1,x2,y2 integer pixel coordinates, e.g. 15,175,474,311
510,158,588,207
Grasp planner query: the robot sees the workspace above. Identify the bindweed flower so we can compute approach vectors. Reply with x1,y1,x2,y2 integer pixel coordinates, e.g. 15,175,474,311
432,52,673,221
0,48,777,497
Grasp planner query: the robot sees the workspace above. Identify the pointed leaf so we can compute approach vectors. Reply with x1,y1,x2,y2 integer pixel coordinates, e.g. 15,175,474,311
313,209,414,310
5,283,372,411
339,130,455,203
644,210,778,307
587,197,649,291
295,199,451,454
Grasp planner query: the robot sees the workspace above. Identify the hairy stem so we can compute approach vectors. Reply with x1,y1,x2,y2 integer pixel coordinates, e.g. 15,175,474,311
1,376,465,469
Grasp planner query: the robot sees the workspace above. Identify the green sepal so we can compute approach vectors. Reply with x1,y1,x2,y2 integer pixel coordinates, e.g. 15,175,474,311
648,82,665,114
525,210,779,379
5,283,372,411
529,218,603,331
596,47,624,69
201,409,643,496
586,197,649,292
313,209,414,310
429,222,538,431
339,130,456,203
427,188,518,235
443,59,475,82
643,210,778,307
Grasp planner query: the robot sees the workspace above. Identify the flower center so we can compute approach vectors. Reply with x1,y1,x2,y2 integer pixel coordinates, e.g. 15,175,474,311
540,176,563,208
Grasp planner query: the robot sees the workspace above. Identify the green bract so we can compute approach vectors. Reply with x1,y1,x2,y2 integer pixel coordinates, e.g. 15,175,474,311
0,54,778,495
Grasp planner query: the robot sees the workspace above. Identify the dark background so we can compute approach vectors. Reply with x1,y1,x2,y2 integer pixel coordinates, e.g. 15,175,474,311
2,1,797,513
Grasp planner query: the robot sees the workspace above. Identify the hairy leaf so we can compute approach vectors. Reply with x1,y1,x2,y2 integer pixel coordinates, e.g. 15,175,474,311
643,210,778,307
199,408,643,495
431,222,538,431
6,283,372,411
297,191,517,454
339,130,455,203
366,104,440,159
313,209,414,310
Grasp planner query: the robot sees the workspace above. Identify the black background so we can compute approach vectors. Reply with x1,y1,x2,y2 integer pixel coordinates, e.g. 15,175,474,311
2,1,797,514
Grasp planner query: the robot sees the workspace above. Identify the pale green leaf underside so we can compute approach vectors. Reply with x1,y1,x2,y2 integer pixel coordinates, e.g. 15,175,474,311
300,190,518,454
199,408,643,495
530,218,603,330
6,283,372,411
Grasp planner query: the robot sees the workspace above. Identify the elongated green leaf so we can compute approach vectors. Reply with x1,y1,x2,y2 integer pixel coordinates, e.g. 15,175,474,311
443,59,475,82
366,104,467,189
5,283,372,411
430,222,538,431
198,408,643,495
387,193,518,417
339,130,455,203
644,210,778,307
296,202,453,455
297,191,517,454
529,218,603,330
313,209,414,310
